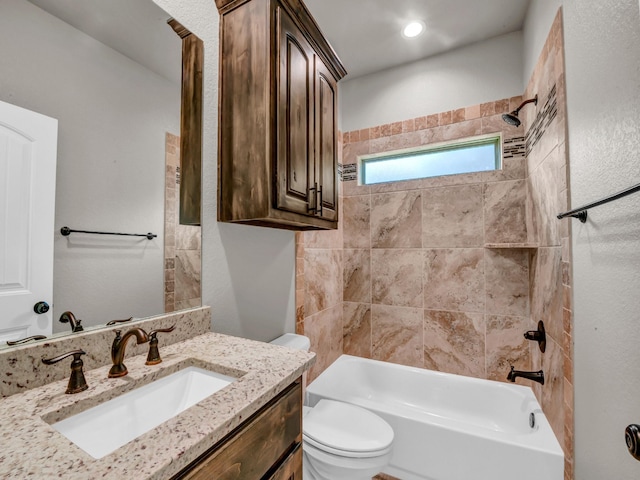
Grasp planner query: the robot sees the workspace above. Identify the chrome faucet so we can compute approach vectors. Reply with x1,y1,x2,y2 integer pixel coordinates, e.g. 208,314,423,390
507,366,545,385
108,327,149,378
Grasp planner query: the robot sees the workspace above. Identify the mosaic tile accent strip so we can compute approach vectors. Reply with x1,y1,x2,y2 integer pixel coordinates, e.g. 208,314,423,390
525,83,557,155
503,136,525,159
340,163,357,182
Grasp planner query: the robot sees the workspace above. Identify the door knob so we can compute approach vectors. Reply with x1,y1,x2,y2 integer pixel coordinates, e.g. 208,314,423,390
625,424,640,460
33,301,50,314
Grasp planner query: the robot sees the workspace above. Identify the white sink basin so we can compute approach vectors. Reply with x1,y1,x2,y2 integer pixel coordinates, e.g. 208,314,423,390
50,366,236,459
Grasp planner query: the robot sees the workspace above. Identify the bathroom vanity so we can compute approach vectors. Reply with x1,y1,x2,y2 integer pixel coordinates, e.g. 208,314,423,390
0,332,313,479
173,380,302,479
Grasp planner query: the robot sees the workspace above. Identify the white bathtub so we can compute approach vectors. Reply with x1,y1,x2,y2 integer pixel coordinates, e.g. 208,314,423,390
305,355,564,480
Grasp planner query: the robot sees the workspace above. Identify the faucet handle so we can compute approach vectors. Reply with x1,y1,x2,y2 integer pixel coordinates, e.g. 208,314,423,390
42,350,89,394
7,335,47,346
148,325,176,337
105,317,133,326
146,325,176,365
523,320,546,353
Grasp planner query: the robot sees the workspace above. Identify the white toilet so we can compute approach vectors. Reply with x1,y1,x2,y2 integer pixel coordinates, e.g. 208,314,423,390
270,334,394,480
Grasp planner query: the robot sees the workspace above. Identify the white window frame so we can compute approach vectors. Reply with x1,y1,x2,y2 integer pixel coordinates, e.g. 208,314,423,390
358,133,502,185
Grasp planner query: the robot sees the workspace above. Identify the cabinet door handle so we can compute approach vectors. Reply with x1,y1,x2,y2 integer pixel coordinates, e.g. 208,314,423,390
307,183,317,213
317,186,323,217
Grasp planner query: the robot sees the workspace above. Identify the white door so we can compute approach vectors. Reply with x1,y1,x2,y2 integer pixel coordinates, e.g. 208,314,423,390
0,100,57,341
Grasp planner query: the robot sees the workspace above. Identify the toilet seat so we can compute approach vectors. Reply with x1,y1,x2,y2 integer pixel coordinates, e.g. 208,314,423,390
303,400,394,458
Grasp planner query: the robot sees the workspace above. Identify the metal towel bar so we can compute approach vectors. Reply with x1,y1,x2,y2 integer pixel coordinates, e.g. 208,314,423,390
60,226,157,240
557,182,640,223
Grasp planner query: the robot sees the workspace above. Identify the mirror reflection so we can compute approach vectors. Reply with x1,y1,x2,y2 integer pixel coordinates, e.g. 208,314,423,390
0,0,201,345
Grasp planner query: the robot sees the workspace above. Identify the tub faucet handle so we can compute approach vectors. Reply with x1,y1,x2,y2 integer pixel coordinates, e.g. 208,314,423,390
523,321,546,353
42,349,89,394
145,325,176,365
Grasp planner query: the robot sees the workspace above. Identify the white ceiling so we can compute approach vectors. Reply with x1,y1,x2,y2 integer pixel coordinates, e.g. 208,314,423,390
304,0,531,80
26,0,182,85
26,0,530,84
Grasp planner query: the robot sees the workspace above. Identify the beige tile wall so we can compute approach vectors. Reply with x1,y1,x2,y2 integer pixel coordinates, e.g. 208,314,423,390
340,104,535,381
295,134,345,382
522,10,573,479
164,132,202,313
295,7,572,477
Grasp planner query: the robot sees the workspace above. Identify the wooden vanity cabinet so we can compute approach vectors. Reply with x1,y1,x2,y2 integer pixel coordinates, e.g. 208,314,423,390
171,380,302,480
216,0,346,230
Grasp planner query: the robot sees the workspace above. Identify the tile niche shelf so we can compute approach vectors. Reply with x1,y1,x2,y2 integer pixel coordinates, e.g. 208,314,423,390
484,243,539,249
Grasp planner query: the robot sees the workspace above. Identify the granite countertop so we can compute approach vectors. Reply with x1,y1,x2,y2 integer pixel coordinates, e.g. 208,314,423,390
0,332,315,479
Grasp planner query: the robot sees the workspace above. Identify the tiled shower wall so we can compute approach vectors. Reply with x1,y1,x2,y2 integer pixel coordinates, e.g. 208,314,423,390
338,104,534,380
296,7,572,477
295,134,345,382
522,10,573,479
164,132,202,313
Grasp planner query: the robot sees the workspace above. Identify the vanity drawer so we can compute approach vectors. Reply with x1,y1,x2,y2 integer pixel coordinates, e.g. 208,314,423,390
267,443,302,480
173,379,302,480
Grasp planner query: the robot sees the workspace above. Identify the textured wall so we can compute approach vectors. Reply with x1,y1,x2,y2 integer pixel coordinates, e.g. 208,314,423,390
563,0,640,478
154,0,297,341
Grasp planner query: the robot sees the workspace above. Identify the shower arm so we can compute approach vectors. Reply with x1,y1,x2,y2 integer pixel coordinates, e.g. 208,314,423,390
512,95,538,115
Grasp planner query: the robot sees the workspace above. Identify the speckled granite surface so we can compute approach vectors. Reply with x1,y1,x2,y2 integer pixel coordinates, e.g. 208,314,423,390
0,332,315,479
0,307,211,398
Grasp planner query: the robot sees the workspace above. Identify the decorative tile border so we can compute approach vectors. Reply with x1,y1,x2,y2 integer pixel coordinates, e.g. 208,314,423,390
504,136,526,159
343,96,522,145
338,163,357,182
525,83,558,156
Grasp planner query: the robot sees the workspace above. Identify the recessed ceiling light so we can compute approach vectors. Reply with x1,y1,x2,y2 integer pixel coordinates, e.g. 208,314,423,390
402,21,425,38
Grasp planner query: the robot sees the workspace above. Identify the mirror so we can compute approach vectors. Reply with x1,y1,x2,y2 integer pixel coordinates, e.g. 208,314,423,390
0,0,202,346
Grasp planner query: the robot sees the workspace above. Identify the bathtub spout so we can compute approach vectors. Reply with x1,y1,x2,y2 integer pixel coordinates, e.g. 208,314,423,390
507,366,545,385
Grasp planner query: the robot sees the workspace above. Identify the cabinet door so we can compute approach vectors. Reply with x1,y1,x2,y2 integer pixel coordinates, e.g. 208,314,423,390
276,6,315,217
314,57,338,221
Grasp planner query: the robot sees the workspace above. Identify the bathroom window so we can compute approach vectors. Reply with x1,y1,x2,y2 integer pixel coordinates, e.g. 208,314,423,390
359,134,501,185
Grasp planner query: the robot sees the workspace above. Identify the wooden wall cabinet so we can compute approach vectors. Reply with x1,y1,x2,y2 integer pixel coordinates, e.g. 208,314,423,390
172,380,302,480
216,0,346,230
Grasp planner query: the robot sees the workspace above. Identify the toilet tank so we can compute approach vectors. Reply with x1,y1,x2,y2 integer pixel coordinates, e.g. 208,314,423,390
269,333,311,351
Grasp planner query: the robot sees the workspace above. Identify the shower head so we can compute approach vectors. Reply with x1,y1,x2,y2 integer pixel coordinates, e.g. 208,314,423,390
501,95,538,127
501,112,521,127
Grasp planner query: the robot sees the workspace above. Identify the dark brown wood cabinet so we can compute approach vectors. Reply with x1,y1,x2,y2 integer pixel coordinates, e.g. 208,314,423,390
217,0,346,230
172,380,302,480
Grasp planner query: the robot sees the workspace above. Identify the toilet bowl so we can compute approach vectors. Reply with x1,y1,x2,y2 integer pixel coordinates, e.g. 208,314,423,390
270,334,394,480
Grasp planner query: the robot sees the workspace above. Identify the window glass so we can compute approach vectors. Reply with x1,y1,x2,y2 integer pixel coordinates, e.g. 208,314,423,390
360,134,501,185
